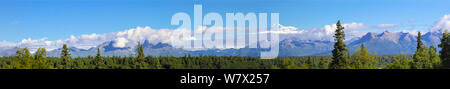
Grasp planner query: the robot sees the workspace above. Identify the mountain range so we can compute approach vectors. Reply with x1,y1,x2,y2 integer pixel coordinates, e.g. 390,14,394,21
0,31,443,57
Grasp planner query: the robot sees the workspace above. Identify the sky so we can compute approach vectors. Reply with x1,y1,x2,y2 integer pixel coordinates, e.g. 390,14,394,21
1,0,450,50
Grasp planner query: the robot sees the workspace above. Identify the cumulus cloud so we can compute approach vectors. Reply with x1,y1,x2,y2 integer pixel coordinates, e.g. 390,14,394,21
12,37,62,53
20,38,56,48
0,21,404,52
113,37,129,48
114,26,192,48
0,26,197,52
66,33,115,49
432,14,450,32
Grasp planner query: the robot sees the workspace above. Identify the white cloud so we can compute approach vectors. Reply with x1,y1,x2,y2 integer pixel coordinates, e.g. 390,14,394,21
19,37,55,48
14,37,62,53
113,37,129,48
66,33,115,49
61,22,398,50
432,14,450,32
0,22,404,52
280,22,364,41
114,26,192,48
259,24,304,34
0,26,196,52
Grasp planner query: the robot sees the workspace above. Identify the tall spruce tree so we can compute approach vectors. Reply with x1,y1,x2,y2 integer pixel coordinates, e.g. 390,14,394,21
61,44,71,69
330,20,350,69
136,41,147,69
137,41,145,60
412,32,430,69
440,30,450,68
95,48,104,69
417,32,424,50
96,48,101,59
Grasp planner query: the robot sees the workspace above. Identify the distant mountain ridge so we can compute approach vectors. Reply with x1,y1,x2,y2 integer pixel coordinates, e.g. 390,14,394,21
0,31,444,57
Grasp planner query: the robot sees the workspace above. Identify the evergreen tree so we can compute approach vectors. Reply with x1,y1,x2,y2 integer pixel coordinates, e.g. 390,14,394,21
330,20,351,69
318,56,328,69
385,54,411,69
429,46,441,69
95,48,104,69
12,48,24,69
137,41,145,60
417,32,424,50
351,44,378,69
153,57,163,69
96,48,102,59
412,32,431,69
280,59,299,69
61,44,71,69
136,41,148,69
15,48,22,58
440,30,450,68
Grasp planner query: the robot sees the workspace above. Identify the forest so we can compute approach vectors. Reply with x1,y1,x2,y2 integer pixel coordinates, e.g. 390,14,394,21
0,20,449,69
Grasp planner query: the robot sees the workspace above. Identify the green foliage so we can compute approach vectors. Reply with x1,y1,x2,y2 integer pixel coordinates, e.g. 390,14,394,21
0,53,334,69
417,32,424,50
0,50,434,69
440,30,450,68
412,42,430,69
429,46,441,69
94,48,104,69
318,57,329,69
135,41,148,69
137,41,145,60
11,47,33,69
34,48,52,69
61,44,72,69
411,32,441,69
280,58,301,69
351,44,378,69
330,20,351,69
385,54,411,69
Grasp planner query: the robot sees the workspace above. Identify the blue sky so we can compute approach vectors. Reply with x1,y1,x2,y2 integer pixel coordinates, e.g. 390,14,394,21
1,0,450,42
